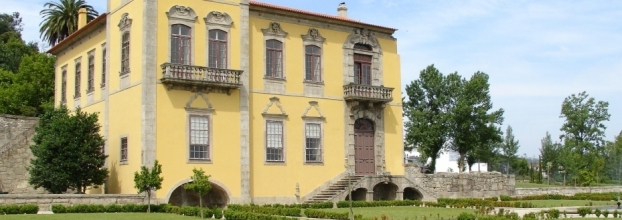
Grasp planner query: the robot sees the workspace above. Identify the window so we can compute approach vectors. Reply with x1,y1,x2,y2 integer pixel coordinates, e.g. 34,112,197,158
61,70,67,103
87,56,95,92
354,54,372,85
121,32,130,74
120,137,128,162
354,43,372,51
171,24,191,65
208,30,227,68
189,116,209,160
265,40,283,78
101,48,106,87
266,120,284,161
74,63,81,98
305,123,322,162
305,45,321,82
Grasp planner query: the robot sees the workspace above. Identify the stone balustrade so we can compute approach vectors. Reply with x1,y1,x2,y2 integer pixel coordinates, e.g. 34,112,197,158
160,63,243,93
343,84,393,103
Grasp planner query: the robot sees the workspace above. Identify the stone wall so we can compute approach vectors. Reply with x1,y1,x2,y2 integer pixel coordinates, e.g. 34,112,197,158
0,194,146,211
405,164,515,199
0,115,43,194
515,186,622,197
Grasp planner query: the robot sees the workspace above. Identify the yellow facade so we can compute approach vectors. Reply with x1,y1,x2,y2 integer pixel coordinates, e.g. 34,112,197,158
50,0,403,205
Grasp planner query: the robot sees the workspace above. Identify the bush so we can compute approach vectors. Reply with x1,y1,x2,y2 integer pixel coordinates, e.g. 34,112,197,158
228,204,302,217
0,204,39,214
304,209,363,220
614,210,619,218
596,208,602,218
604,210,610,218
457,212,476,220
578,207,592,217
213,207,223,219
51,204,67,213
523,212,537,220
500,195,512,201
547,209,560,219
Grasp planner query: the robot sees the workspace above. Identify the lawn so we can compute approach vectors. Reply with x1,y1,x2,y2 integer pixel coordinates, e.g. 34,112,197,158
516,182,619,188
526,200,612,208
327,206,475,219
1,213,190,220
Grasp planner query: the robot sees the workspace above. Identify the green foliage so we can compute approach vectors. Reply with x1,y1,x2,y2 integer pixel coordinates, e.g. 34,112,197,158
604,210,610,218
500,195,512,201
304,209,363,220
578,170,596,186
547,209,560,219
0,204,39,214
613,210,619,218
133,160,164,213
227,204,301,217
577,207,592,217
0,53,55,116
28,105,108,193
39,0,99,46
336,200,422,208
457,212,476,220
184,167,212,219
501,125,520,174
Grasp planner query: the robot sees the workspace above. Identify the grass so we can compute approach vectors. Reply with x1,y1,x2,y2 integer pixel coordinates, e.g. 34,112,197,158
516,182,619,188
1,213,190,220
525,200,612,208
326,206,475,219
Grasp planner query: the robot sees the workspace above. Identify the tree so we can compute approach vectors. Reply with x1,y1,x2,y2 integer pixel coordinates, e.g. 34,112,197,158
515,158,530,182
403,65,461,172
0,53,55,116
39,0,98,46
500,125,520,174
185,168,212,219
28,105,108,193
539,132,559,178
134,160,163,213
450,72,504,172
559,91,610,184
0,12,38,74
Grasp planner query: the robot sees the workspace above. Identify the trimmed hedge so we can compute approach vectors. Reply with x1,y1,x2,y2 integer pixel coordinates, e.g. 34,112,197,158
224,210,292,220
336,200,423,208
0,204,39,215
508,192,619,201
52,204,168,213
437,198,534,208
227,204,301,217
262,202,333,209
304,209,363,220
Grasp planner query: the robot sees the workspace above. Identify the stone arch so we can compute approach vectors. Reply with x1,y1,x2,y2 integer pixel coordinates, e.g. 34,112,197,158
372,182,398,201
164,178,232,208
345,103,385,176
342,28,383,86
345,188,368,201
403,187,423,200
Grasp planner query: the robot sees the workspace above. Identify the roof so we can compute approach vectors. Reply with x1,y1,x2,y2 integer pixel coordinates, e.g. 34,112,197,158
249,1,397,32
47,13,108,55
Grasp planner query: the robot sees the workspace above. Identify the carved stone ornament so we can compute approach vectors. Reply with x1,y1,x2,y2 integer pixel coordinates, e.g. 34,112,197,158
348,28,379,49
117,13,133,31
166,5,197,22
301,28,325,43
348,101,385,119
301,101,325,119
262,96,287,117
185,92,214,111
204,11,233,27
262,22,288,37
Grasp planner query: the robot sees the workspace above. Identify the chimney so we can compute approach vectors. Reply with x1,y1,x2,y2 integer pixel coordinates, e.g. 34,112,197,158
78,7,87,29
337,2,348,18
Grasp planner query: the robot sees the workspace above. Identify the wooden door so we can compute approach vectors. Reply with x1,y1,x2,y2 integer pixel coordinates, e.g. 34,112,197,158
354,119,375,175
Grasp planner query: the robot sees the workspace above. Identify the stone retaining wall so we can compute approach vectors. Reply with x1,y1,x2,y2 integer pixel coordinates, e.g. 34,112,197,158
515,186,622,196
0,115,43,194
0,194,146,211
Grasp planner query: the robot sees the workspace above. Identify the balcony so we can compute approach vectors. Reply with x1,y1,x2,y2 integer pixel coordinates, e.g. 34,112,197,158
160,63,243,94
343,83,394,104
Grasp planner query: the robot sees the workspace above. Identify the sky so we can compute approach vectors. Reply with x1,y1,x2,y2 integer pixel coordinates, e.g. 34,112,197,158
6,0,622,157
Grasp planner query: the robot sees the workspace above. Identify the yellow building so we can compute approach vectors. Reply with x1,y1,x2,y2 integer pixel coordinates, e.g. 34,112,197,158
48,0,406,206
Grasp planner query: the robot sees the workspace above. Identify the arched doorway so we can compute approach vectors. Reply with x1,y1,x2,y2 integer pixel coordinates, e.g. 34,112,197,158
354,119,375,175
168,182,229,208
345,188,367,201
403,187,423,200
373,182,397,201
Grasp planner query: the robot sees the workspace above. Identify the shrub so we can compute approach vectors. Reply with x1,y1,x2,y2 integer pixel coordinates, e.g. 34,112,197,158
0,204,39,214
457,212,476,220
604,210,610,218
304,209,363,220
548,209,560,219
523,212,537,220
596,208,602,218
500,195,512,201
614,210,619,218
578,207,592,217
213,207,223,219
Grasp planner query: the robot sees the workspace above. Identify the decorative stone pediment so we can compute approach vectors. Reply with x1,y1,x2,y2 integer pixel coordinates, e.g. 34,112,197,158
117,13,132,31
346,28,380,50
166,5,197,22
204,11,233,27
185,92,214,112
301,28,325,43
262,97,287,118
262,22,288,37
302,101,325,120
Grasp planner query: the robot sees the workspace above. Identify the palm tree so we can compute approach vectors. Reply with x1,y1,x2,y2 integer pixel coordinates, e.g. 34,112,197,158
39,0,98,46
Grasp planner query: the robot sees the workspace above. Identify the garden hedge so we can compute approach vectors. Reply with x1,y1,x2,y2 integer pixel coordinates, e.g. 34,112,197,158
0,204,39,215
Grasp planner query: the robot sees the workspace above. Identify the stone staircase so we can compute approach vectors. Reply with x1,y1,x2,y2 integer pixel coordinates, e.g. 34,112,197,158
305,175,365,203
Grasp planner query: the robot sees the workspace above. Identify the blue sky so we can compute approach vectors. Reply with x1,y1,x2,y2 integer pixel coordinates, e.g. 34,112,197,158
6,0,621,157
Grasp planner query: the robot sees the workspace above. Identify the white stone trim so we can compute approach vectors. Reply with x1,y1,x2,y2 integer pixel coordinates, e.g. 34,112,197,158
166,5,197,65
302,119,324,165
141,0,158,168
342,28,384,86
302,28,325,97
262,117,287,165
239,0,251,203
184,92,215,163
204,11,233,68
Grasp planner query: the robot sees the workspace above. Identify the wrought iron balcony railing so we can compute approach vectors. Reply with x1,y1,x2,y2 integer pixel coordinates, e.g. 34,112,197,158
343,83,394,103
160,63,243,94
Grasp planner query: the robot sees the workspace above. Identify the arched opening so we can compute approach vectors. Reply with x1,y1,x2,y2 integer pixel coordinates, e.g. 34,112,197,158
372,182,398,201
403,187,423,200
344,188,367,201
354,118,375,175
168,182,229,208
